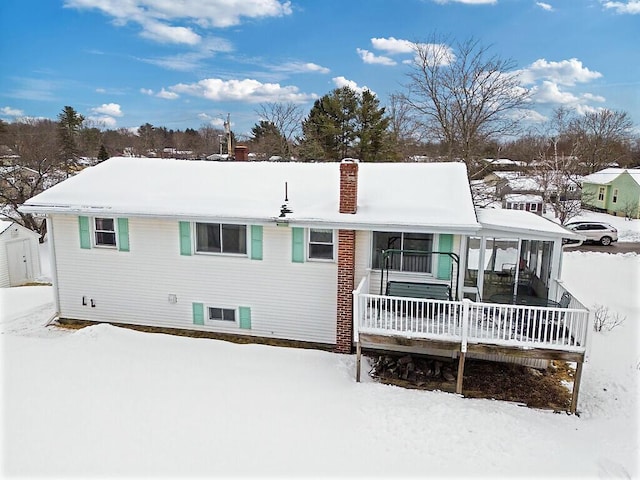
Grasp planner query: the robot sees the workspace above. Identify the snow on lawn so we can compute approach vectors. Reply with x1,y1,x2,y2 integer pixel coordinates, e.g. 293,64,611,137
547,209,640,242
1,253,638,477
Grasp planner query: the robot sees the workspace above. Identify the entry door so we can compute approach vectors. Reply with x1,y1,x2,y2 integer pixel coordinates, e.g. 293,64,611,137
6,239,32,286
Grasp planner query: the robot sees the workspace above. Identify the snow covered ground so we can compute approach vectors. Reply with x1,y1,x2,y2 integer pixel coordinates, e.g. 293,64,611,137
1,245,638,477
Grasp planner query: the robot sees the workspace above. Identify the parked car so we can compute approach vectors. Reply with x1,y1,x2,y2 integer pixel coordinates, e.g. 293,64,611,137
564,221,618,246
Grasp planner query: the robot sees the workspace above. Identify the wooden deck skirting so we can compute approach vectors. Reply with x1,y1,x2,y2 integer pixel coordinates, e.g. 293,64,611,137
356,332,586,414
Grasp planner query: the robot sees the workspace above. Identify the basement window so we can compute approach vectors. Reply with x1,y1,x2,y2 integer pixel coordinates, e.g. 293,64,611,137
208,307,236,322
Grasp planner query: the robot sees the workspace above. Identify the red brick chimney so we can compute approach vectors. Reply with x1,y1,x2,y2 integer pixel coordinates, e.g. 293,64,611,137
336,159,359,354
339,159,358,214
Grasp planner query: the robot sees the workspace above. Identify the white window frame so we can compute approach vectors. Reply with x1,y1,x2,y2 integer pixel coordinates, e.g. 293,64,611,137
93,217,117,248
612,189,618,203
194,222,248,256
307,228,335,261
371,231,434,274
529,203,538,212
598,187,605,202
206,306,237,324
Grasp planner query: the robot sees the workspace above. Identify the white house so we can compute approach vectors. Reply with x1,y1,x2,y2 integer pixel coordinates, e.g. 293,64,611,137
0,220,42,287
20,157,591,411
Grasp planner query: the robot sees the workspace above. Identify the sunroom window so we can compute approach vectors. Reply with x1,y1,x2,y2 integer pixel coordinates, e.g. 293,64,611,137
196,223,247,254
372,231,433,273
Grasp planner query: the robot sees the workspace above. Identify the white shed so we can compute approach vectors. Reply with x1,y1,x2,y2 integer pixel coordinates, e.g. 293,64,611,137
0,220,42,287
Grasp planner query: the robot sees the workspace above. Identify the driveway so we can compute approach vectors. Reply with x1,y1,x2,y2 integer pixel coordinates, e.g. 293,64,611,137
564,242,640,254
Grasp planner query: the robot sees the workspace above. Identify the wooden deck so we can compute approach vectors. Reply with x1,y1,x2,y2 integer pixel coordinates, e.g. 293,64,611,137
352,276,592,413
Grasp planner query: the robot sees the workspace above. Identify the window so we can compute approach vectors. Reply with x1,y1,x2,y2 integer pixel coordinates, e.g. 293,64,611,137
372,231,433,273
308,229,334,260
208,307,236,322
196,223,247,254
94,218,116,247
612,189,618,203
598,187,605,201
530,203,538,212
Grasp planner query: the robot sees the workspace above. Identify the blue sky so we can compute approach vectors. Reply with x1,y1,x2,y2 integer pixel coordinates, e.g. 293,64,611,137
1,0,638,138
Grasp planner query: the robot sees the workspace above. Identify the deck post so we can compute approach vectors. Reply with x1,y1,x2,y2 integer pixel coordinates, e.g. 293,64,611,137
356,341,362,382
456,351,466,394
570,361,584,414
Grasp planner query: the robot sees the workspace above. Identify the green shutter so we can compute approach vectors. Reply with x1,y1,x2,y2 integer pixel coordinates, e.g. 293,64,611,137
179,221,192,256
117,218,130,252
250,225,263,260
292,227,305,263
78,216,91,249
437,234,454,280
192,303,204,325
238,307,251,329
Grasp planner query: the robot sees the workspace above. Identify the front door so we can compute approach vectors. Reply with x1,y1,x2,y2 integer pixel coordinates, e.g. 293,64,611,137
7,239,32,286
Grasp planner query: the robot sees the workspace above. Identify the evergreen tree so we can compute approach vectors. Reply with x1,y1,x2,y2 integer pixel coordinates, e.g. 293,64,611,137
97,144,109,163
300,86,389,161
57,105,85,175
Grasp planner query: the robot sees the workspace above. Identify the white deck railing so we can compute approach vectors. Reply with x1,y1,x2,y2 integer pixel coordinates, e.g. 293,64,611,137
353,277,591,354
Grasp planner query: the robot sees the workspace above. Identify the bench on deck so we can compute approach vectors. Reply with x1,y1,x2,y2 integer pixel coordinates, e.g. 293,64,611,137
386,281,452,301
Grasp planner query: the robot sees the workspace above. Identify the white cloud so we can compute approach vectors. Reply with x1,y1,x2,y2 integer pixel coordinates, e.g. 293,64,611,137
64,0,293,45
529,81,606,115
156,89,180,100
332,76,373,95
517,109,548,123
90,103,123,117
198,113,226,127
356,48,396,66
602,0,640,14
139,20,201,45
519,58,602,86
370,37,414,54
273,62,330,74
1,106,24,117
140,88,154,95
95,88,106,93
168,78,316,103
536,2,554,11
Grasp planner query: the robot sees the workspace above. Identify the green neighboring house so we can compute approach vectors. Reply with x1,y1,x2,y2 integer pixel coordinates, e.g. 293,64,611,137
581,168,640,219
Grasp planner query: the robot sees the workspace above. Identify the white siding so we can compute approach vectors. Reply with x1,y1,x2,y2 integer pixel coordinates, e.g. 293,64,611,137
51,215,338,344
0,233,9,288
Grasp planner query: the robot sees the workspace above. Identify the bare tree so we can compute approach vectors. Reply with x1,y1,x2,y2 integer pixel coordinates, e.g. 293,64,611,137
386,93,426,161
569,109,634,173
255,102,304,159
404,35,529,177
0,119,63,240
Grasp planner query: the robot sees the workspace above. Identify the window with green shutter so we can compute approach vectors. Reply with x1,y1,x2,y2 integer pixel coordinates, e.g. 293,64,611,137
179,221,192,256
238,307,251,329
78,216,91,249
192,303,204,325
292,227,304,263
250,225,263,260
117,218,130,252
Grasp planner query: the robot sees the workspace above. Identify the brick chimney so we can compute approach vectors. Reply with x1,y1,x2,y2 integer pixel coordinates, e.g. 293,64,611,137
336,159,359,354
339,159,358,214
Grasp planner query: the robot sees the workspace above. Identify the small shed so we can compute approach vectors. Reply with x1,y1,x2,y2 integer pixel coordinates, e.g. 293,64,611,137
0,220,42,287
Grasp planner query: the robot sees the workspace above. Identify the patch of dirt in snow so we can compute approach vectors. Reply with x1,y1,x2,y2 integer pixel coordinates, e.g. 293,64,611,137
368,353,573,411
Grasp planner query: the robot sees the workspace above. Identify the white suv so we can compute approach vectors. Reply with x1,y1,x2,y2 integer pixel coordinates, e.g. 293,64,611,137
565,221,618,246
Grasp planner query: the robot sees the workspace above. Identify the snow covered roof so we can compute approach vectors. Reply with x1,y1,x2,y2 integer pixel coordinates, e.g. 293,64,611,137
0,220,13,235
21,157,480,233
504,193,543,203
582,168,640,186
475,208,581,240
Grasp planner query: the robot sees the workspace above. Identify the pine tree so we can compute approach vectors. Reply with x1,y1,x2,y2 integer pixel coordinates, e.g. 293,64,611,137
97,144,109,163
57,105,85,175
